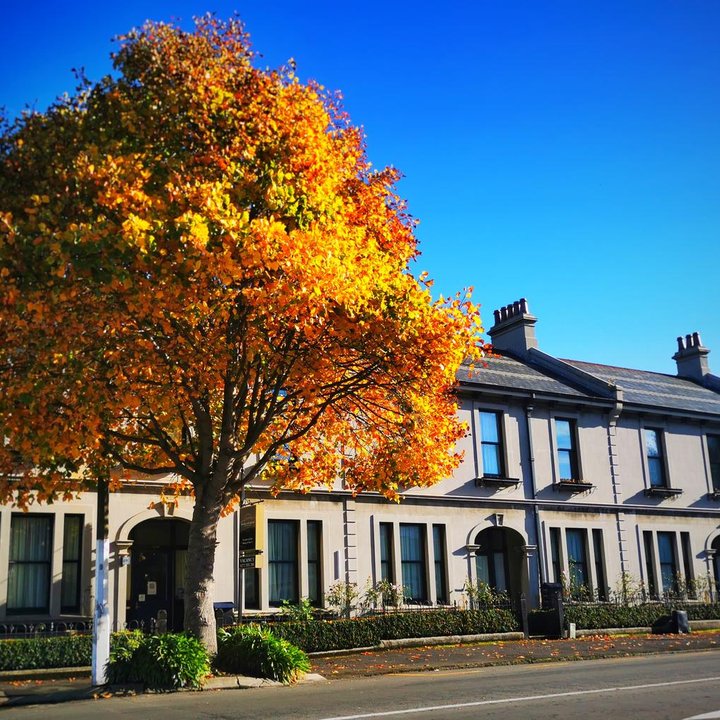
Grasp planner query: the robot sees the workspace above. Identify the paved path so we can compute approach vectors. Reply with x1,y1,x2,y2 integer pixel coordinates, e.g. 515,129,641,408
310,630,720,678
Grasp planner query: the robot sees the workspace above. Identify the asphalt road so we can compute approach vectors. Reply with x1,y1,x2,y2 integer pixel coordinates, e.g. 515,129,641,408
3,651,720,719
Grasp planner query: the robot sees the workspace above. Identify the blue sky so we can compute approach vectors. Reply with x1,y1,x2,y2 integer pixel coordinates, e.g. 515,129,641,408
2,1,718,374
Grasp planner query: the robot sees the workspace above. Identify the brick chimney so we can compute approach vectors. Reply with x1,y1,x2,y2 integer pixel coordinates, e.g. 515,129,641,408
673,332,710,381
488,298,538,357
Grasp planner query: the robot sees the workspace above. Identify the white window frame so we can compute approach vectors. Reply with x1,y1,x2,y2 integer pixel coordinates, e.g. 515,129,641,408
550,414,584,483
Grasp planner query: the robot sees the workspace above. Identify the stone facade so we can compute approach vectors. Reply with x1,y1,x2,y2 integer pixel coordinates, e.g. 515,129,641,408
1,299,719,629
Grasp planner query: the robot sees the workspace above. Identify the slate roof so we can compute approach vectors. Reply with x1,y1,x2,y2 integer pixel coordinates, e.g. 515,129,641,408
458,352,720,416
563,360,720,416
458,354,598,399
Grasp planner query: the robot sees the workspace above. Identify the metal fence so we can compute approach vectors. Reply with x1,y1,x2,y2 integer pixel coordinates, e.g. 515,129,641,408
0,597,530,638
0,618,160,639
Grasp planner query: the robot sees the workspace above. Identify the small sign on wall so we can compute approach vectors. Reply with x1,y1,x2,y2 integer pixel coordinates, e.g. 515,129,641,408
238,554,257,569
147,581,157,596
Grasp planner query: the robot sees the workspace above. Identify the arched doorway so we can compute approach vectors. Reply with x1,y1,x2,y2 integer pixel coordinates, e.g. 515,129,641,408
127,518,189,631
474,526,525,601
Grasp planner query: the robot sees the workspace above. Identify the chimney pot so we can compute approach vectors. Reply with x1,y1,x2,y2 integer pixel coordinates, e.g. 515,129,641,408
673,330,711,381
488,297,539,357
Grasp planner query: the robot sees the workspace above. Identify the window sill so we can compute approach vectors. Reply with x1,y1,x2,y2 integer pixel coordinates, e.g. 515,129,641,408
474,476,521,489
644,486,683,498
553,479,594,493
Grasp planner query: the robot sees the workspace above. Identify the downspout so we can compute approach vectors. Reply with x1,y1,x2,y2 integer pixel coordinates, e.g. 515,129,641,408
607,392,628,587
525,396,547,584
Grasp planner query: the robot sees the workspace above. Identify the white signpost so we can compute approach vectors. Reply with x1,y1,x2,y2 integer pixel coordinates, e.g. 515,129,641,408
91,477,110,686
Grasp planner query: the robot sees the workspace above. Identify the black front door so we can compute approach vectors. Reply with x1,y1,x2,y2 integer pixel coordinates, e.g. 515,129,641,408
127,519,188,631
475,527,510,594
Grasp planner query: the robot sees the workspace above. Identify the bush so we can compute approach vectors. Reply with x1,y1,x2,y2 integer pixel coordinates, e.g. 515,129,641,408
360,579,404,613
373,608,517,640
107,632,210,689
269,608,519,653
563,602,720,630
0,631,211,684
215,624,310,683
273,618,381,653
106,630,144,683
0,634,92,671
325,581,360,617
280,598,316,622
684,603,720,621
462,580,511,609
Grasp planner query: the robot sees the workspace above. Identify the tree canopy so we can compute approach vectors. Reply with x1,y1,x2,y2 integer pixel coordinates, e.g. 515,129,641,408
0,16,485,649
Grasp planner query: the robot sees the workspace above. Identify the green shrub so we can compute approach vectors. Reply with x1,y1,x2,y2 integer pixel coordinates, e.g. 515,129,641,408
462,580,511,609
684,603,720,621
563,603,666,630
215,624,310,683
372,608,518,640
269,608,519,653
107,632,210,689
280,598,316,622
273,618,381,652
0,634,92,671
325,581,360,617
563,602,720,630
106,630,146,684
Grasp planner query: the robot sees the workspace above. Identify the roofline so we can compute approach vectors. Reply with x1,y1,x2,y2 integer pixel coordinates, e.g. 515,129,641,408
455,379,720,424
455,380,615,408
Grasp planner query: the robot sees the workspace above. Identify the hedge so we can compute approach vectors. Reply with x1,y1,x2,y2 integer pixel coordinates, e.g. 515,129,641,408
7,601,715,671
0,609,517,669
0,634,92,671
562,602,720,630
270,608,519,653
272,616,380,652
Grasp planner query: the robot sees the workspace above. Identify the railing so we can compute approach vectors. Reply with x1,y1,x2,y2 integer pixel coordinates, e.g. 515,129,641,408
0,596,531,638
560,571,718,606
362,601,460,616
0,618,159,639
562,589,717,607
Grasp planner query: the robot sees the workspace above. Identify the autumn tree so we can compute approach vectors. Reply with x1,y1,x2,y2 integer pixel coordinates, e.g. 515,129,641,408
0,17,485,651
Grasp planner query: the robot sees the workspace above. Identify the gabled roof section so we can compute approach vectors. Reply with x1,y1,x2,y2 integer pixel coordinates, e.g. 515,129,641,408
458,351,720,416
528,349,619,399
458,353,605,400
563,360,720,415
477,297,720,417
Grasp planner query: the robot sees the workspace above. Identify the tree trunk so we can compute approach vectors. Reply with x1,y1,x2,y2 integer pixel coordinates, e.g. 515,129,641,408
184,487,224,654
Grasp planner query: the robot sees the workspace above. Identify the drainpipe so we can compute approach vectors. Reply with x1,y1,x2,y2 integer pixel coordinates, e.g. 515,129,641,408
525,396,547,586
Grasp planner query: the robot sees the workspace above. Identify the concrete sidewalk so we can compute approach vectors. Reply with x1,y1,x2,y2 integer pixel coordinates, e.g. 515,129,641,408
309,629,720,679
1,630,718,707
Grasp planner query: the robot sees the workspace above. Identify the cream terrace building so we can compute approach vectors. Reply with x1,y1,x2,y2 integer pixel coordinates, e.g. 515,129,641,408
1,298,719,631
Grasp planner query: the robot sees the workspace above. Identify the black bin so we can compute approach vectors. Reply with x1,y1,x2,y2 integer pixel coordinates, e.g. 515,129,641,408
671,609,690,634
